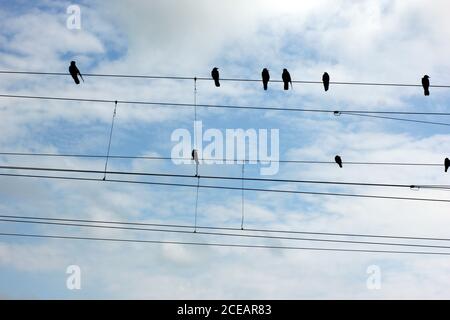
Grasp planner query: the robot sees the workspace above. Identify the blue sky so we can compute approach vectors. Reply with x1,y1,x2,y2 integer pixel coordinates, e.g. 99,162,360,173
1,0,450,299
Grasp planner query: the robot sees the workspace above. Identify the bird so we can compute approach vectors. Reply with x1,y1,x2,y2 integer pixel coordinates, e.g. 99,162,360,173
211,67,220,87
422,75,430,96
69,61,83,84
192,149,199,176
262,68,270,90
282,68,292,90
445,158,450,173
322,72,330,91
335,155,343,168
192,149,199,164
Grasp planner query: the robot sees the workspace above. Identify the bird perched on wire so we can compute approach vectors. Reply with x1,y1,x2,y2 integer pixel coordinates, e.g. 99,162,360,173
211,67,220,87
282,68,292,90
69,61,84,84
262,68,270,90
335,155,343,168
445,158,450,173
422,75,430,96
322,72,330,92
192,149,200,176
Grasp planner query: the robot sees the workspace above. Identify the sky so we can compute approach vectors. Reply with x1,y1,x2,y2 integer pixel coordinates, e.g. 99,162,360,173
1,0,450,299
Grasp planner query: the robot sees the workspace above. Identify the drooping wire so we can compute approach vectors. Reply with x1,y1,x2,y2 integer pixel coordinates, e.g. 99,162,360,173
103,100,118,180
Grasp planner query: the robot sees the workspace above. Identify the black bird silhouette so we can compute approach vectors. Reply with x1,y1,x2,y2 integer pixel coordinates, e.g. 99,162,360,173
335,155,343,168
282,68,292,90
422,75,430,96
69,61,83,84
445,158,450,173
262,68,270,90
211,67,220,87
322,72,330,91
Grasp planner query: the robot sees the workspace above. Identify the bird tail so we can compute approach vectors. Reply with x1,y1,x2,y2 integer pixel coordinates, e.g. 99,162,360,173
214,80,220,87
324,84,329,91
284,82,289,90
339,163,343,168
263,83,268,90
424,89,430,96
74,77,80,85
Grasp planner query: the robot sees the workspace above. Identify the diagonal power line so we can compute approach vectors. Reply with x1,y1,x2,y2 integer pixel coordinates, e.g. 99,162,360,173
1,171,450,203
0,93,450,127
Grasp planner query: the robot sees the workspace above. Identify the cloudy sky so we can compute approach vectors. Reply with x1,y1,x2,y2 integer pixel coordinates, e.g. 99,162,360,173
1,0,450,299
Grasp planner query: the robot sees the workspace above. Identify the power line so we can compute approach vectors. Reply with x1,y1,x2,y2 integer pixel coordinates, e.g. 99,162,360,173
1,231,450,255
3,216,450,250
1,171,450,203
1,70,450,88
2,93,450,115
2,213,449,242
0,164,448,190
0,151,443,167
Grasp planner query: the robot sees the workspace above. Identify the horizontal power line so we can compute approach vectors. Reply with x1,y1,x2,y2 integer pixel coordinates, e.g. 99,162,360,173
1,70,450,88
0,151,443,167
0,93,449,127
3,216,450,250
2,213,449,242
0,164,448,190
1,231,450,255
1,171,450,203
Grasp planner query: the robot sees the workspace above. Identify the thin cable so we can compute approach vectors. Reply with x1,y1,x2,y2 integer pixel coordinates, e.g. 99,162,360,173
0,151,443,167
241,161,245,230
342,112,450,127
194,176,200,233
2,213,449,242
1,70,450,88
1,231,450,255
194,77,197,148
0,164,448,190
2,93,450,116
103,100,118,180
4,217,450,250
1,171,450,203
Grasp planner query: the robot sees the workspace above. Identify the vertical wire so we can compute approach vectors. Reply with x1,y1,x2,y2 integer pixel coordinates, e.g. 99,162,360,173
194,176,200,233
193,77,200,233
241,160,245,230
103,100,118,180
194,77,197,149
